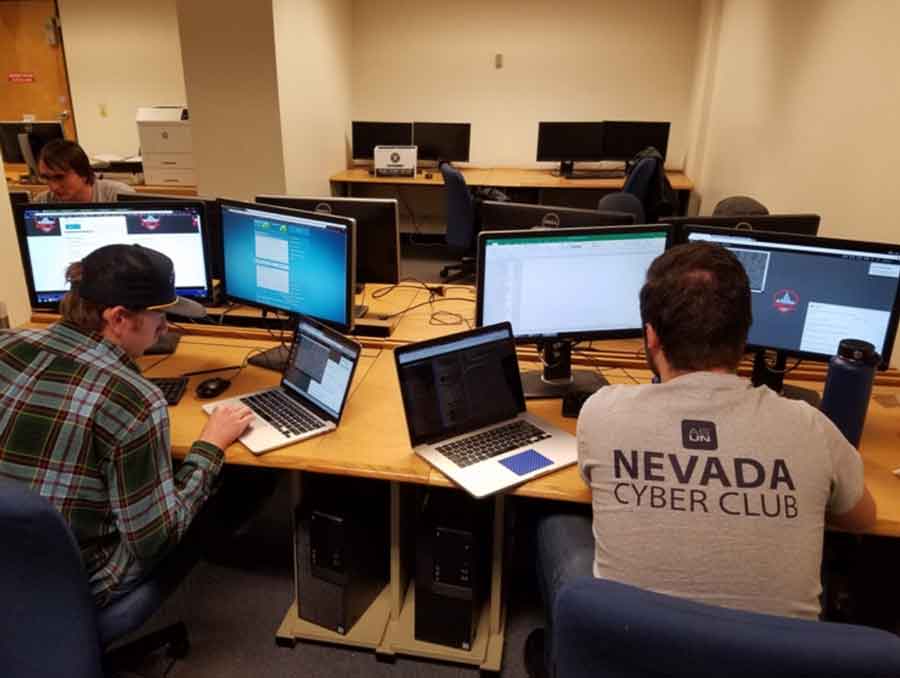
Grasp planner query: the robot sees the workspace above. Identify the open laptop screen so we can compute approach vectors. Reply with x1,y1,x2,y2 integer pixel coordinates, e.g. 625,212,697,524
283,318,360,421
395,323,524,446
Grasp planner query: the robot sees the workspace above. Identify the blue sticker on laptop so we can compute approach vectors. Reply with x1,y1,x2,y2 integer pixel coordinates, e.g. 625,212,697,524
500,449,554,476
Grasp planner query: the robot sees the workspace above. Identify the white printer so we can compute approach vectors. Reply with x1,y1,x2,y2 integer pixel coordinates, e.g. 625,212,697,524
136,106,195,186
374,145,417,177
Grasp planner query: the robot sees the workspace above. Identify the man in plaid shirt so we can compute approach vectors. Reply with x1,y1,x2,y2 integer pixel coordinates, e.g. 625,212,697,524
0,244,254,607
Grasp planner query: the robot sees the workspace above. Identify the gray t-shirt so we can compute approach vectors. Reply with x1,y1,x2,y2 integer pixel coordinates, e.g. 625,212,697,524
34,178,135,203
577,371,864,620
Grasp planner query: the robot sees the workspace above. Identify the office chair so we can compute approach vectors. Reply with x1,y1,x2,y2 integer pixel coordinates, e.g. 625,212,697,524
438,160,478,283
597,192,646,224
712,195,769,216
623,152,675,224
0,479,189,678
553,577,900,678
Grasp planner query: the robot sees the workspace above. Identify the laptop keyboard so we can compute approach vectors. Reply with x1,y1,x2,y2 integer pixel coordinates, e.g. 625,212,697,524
436,420,552,468
240,390,325,438
148,377,188,406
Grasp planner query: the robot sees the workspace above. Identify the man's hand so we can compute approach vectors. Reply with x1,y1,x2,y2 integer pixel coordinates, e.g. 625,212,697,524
199,403,255,450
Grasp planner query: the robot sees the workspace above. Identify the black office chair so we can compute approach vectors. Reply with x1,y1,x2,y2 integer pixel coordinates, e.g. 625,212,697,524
438,161,478,283
0,479,189,678
553,577,900,678
713,195,769,216
597,192,646,224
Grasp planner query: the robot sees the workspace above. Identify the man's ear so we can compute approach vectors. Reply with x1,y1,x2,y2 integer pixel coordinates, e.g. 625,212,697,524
101,306,130,336
644,323,661,352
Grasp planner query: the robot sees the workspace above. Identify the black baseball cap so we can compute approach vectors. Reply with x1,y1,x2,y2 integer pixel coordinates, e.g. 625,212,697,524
78,244,206,318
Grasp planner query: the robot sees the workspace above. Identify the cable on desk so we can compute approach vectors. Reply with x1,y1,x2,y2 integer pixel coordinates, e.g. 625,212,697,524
347,346,383,402
371,277,445,299
140,352,175,375
429,310,471,328
380,297,475,321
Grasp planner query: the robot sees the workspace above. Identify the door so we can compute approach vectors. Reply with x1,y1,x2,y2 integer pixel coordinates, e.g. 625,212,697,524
0,0,76,141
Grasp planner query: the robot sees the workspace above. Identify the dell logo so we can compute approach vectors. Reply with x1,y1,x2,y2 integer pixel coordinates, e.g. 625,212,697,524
681,420,718,450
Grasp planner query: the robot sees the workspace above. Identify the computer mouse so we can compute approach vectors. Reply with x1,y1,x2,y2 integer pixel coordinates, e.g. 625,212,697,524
195,377,232,399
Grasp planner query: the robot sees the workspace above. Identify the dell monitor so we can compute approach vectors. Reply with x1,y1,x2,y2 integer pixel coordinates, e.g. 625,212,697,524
601,121,670,162
351,121,413,160
536,122,606,177
218,199,355,370
9,190,31,209
413,122,471,163
477,225,673,398
685,227,900,403
665,214,821,242
14,201,212,353
118,192,224,280
479,200,635,231
0,121,65,179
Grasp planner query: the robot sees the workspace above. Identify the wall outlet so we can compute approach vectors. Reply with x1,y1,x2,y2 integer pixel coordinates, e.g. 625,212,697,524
99,103,108,118
494,53,503,69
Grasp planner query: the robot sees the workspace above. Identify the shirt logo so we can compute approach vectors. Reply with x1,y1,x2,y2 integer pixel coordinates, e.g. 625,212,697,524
681,420,718,450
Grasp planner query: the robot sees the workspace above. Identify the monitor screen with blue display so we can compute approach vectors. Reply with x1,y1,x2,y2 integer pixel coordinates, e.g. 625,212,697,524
218,199,355,332
14,201,212,309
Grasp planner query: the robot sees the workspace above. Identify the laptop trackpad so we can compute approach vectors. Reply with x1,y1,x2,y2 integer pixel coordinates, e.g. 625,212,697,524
499,449,553,476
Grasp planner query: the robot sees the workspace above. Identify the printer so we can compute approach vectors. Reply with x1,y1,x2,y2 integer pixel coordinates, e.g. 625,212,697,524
136,106,195,186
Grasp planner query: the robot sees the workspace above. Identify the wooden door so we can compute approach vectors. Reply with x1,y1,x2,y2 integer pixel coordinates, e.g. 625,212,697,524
0,0,76,138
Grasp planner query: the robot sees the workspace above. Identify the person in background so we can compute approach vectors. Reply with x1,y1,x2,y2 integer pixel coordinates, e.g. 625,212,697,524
34,138,135,203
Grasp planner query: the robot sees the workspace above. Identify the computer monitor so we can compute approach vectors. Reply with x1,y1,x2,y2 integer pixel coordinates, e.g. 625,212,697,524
218,199,355,370
536,122,606,177
8,190,31,209
118,192,223,280
601,121,670,162
413,122,471,163
479,200,635,231
0,121,65,177
685,227,900,402
665,214,821,241
14,201,213,309
476,225,673,398
351,121,413,160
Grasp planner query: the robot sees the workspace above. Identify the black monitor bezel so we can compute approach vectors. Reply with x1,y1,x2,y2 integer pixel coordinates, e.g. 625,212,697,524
412,121,471,162
476,224,674,343
14,200,213,310
217,198,356,333
479,200,635,231
683,225,900,369
666,214,821,242
351,121,413,160
536,121,606,162
0,120,65,165
601,121,671,162
254,194,400,285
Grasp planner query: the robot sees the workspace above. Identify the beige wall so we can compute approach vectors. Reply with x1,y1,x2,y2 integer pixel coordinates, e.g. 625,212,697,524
273,0,353,195
350,0,702,169
0,151,32,328
175,0,286,200
695,0,900,241
58,0,186,158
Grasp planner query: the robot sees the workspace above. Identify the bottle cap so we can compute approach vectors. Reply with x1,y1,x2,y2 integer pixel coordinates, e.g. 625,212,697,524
837,339,879,365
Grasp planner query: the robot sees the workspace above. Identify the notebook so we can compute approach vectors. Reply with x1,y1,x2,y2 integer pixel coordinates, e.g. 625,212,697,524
394,322,576,498
202,316,361,454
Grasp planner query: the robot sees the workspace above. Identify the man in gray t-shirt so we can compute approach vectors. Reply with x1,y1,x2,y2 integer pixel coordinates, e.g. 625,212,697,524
33,139,134,203
526,242,875,678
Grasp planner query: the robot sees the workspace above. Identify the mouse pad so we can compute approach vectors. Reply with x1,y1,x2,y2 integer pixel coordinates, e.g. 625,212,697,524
500,449,553,476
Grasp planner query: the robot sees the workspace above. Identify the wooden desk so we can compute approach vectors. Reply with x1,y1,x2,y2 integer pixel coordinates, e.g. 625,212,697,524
5,165,198,198
330,166,694,216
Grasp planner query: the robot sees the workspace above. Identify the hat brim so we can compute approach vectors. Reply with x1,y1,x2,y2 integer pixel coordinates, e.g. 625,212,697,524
147,296,207,319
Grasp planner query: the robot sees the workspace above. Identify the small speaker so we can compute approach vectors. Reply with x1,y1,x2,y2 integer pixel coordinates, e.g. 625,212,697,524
295,475,389,634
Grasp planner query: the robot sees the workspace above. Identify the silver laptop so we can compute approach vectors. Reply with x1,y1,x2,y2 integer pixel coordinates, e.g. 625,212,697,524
202,317,361,454
394,322,576,498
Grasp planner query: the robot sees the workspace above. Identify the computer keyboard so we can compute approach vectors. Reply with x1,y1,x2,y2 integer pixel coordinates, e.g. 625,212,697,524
436,419,551,468
149,377,188,406
240,390,324,438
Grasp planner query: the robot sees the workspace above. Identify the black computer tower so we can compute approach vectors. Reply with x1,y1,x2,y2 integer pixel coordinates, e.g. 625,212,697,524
414,488,492,650
294,475,389,635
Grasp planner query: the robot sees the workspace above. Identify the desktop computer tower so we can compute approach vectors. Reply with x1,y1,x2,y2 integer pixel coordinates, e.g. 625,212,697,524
414,488,492,650
294,475,389,635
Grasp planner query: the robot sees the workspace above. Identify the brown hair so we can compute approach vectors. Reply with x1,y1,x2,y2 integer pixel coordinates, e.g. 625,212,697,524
60,262,144,332
639,242,752,371
38,139,95,185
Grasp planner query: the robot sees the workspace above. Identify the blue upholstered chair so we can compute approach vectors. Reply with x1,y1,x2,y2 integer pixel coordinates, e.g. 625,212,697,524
0,479,188,678
553,577,900,678
438,160,478,282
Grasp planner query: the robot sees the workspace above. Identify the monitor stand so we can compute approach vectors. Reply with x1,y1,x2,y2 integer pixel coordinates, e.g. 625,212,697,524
551,160,626,180
751,350,821,408
350,287,397,338
521,341,609,399
144,331,182,355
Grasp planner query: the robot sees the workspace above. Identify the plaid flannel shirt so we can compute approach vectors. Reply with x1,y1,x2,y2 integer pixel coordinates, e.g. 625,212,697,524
0,322,223,606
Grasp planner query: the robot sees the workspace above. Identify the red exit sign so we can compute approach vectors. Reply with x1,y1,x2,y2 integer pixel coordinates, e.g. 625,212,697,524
8,72,35,83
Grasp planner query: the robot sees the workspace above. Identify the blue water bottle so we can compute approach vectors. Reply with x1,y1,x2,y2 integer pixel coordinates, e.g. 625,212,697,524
819,339,878,448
